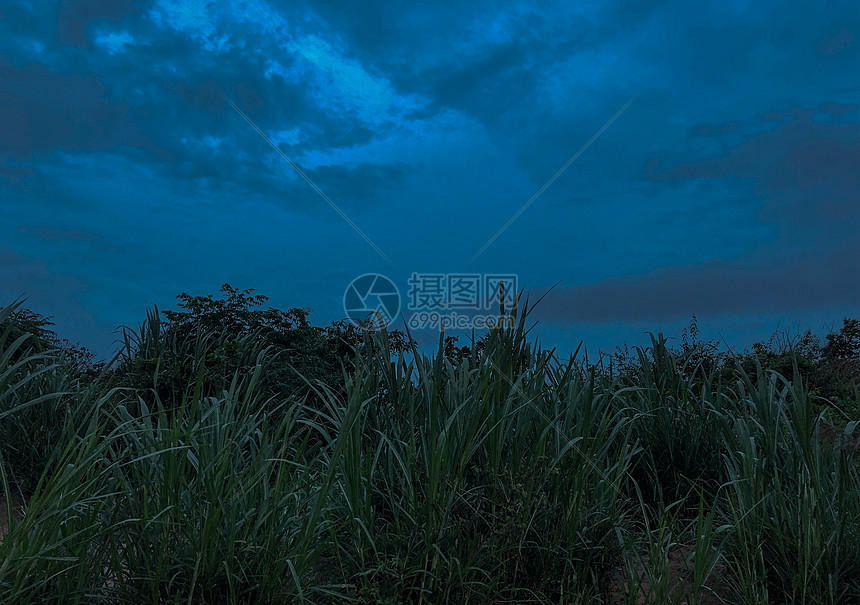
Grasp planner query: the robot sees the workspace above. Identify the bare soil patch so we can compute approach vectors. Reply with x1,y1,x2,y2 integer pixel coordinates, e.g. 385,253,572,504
609,543,726,604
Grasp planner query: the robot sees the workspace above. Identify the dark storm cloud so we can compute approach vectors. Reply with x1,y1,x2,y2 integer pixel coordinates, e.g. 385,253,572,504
536,101,860,323
305,163,413,208
56,0,139,48
645,104,860,245
816,27,857,57
420,40,540,126
690,122,739,137
0,26,404,215
535,241,860,322
0,58,154,156
167,79,226,114
286,0,612,143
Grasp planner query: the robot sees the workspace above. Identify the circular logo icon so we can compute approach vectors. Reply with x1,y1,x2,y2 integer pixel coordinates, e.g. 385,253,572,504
343,273,401,330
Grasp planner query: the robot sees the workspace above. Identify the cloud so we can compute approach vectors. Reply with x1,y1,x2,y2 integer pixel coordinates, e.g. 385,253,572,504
149,0,224,51
165,79,226,114
150,0,426,127
284,34,425,126
690,122,739,137
302,162,413,208
94,30,135,54
0,59,157,157
534,102,860,326
2,0,859,356
56,0,138,48
644,104,860,246
817,28,856,56
535,241,860,322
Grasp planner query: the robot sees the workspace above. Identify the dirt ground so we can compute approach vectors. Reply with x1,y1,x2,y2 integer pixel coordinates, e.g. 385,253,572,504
608,543,726,604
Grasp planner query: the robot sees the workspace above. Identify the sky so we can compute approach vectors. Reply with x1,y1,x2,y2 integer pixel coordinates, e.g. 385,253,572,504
1,0,858,360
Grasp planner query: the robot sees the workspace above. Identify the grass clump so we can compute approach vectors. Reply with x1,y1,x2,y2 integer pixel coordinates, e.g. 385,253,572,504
1,295,859,603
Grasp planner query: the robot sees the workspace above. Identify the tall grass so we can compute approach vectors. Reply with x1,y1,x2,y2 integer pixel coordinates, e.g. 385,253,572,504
319,310,635,602
0,302,71,494
1,300,859,603
721,362,860,604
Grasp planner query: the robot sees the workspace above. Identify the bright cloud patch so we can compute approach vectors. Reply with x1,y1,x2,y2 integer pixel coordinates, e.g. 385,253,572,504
150,0,291,52
270,128,304,147
150,0,228,51
229,0,289,34
95,31,135,54
288,35,423,126
151,0,215,37
150,0,420,127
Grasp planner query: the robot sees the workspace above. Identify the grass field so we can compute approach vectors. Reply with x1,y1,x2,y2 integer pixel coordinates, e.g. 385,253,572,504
1,301,859,604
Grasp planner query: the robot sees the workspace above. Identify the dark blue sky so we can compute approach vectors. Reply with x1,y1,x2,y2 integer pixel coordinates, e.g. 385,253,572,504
1,0,858,359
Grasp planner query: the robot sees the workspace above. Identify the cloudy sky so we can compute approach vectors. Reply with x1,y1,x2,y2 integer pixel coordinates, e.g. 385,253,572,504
1,0,858,359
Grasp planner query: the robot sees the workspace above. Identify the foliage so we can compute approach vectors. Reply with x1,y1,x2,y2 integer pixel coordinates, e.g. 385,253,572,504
616,315,860,422
115,284,413,409
0,303,78,494
1,296,860,604
0,303,100,377
823,318,860,360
